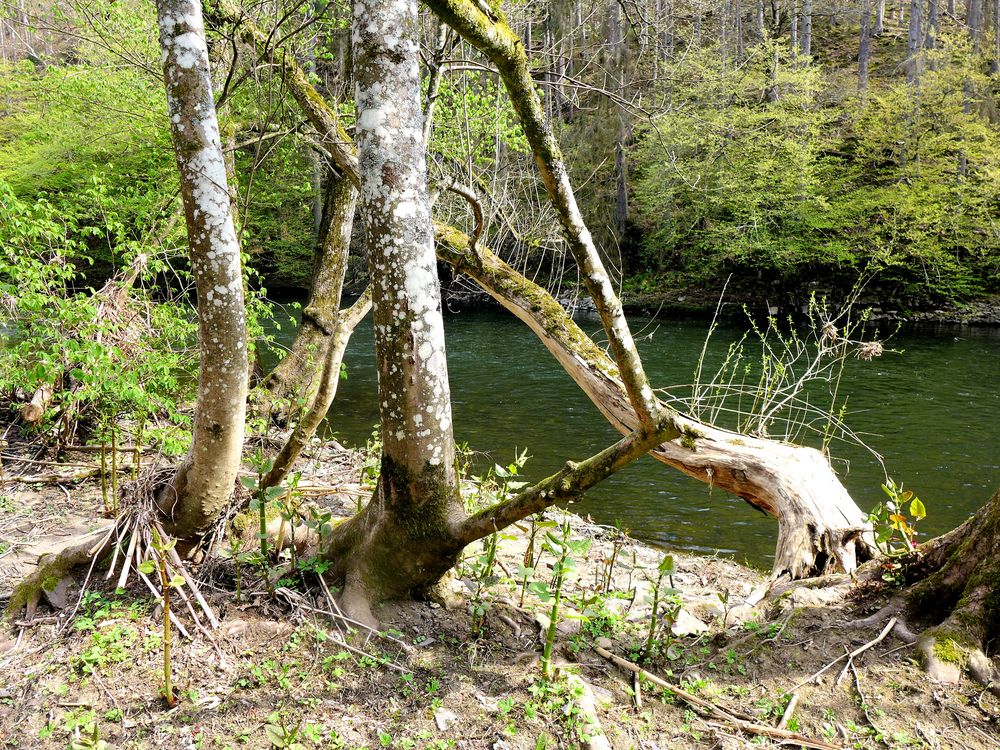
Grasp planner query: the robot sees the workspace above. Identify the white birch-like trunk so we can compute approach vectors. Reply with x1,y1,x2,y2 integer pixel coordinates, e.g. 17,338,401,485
156,0,248,537
225,3,877,582
907,0,922,83
332,0,466,619
801,0,813,55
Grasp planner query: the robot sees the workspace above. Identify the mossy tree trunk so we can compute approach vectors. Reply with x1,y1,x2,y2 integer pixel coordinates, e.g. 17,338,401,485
903,488,1000,687
155,0,248,540
256,172,358,418
424,0,665,433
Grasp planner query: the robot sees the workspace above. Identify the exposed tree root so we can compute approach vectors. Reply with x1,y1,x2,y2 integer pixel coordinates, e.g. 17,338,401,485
5,468,221,637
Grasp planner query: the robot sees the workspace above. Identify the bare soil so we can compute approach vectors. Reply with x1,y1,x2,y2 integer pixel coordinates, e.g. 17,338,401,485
1,441,998,750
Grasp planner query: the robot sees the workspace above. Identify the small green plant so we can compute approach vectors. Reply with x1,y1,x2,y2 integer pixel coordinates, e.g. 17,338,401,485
138,527,185,707
242,449,286,564
868,478,927,581
264,712,307,750
530,520,591,680
642,554,682,662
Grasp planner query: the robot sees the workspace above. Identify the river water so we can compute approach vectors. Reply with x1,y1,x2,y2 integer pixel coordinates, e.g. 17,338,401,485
267,305,1000,570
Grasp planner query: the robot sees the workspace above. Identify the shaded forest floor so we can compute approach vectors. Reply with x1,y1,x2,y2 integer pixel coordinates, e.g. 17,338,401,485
0,440,998,750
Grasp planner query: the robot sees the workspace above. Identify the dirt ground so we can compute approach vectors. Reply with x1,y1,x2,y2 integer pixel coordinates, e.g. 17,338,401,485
0,442,998,750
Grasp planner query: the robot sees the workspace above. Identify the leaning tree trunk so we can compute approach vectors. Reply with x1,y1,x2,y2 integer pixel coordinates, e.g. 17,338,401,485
222,0,875,580
426,0,665,435
256,172,357,416
263,288,371,488
155,0,248,539
435,230,874,580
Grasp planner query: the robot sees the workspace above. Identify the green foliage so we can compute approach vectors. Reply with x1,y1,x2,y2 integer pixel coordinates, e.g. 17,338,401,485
0,180,195,443
869,478,927,582
429,72,528,169
533,520,591,680
631,35,1000,304
641,554,682,662
0,53,176,275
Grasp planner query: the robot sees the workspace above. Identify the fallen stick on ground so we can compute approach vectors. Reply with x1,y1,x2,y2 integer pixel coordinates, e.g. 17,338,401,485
788,617,897,693
594,645,845,750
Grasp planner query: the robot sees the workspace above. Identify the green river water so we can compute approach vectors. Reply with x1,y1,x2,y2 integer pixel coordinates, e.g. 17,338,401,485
268,306,1000,570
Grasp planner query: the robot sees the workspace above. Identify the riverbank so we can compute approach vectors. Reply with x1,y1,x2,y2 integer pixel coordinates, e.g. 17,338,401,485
1,438,998,749
619,286,1000,327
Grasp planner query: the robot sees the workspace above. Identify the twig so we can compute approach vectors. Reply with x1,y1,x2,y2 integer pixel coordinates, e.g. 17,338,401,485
115,517,140,588
778,691,799,729
787,617,896,693
595,646,844,750
849,656,878,730
133,547,190,640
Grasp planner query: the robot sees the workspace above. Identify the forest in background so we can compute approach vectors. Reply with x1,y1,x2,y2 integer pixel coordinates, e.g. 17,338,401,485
1,0,999,315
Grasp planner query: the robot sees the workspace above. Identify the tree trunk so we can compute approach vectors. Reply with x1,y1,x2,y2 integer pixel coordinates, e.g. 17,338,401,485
263,289,371,489
228,6,876,581
859,0,872,91
426,0,666,437
992,0,1000,73
903,489,1000,688
906,0,922,83
256,172,357,416
801,0,813,55
875,0,885,34
326,0,466,623
435,233,875,580
924,0,939,48
969,0,985,44
155,0,248,539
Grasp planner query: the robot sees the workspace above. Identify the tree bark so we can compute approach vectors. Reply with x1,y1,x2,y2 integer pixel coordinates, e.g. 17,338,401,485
800,0,813,55
425,0,667,437
256,172,357,415
906,489,1000,688
906,0,922,83
263,288,371,489
325,0,466,622
434,230,875,580
969,0,985,44
874,0,885,35
859,0,872,91
155,0,248,539
924,0,939,48
992,0,1000,73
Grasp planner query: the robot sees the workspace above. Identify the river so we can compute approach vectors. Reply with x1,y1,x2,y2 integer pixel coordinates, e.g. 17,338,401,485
266,305,1000,570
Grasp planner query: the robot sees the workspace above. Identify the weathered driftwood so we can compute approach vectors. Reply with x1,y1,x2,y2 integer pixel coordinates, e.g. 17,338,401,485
436,234,874,579
222,0,874,580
